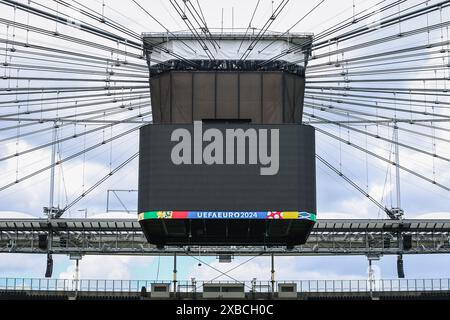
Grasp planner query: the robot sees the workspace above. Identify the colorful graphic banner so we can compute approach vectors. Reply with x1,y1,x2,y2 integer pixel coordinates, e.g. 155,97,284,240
138,211,316,221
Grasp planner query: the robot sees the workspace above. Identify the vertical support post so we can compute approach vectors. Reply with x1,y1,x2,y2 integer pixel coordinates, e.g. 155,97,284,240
232,7,234,32
368,259,373,298
45,122,57,277
49,122,57,215
106,190,110,212
367,255,381,299
221,8,224,35
394,123,401,211
173,253,177,294
191,278,196,299
271,254,275,297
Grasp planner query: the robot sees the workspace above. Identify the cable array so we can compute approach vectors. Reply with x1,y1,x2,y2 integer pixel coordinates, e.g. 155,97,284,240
0,0,449,220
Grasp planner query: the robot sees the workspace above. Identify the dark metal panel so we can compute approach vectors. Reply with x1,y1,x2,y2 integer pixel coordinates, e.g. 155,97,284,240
294,77,305,123
262,72,283,123
239,73,262,123
150,77,162,123
284,73,296,123
216,73,238,119
138,124,316,212
193,72,215,121
159,73,171,123
172,72,193,123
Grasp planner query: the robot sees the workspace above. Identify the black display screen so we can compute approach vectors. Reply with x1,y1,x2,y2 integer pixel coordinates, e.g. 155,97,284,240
138,123,316,213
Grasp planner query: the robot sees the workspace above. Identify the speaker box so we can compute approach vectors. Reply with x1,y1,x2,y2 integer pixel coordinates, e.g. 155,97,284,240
59,236,67,248
140,286,147,297
397,255,405,278
45,255,53,278
383,237,391,249
403,234,412,251
38,234,48,250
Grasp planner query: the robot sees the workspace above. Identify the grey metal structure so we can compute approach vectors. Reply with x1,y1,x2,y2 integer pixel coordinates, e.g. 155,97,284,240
0,0,450,285
1,218,449,256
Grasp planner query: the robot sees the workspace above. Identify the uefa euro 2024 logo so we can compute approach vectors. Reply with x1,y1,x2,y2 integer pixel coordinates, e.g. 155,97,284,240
170,121,280,176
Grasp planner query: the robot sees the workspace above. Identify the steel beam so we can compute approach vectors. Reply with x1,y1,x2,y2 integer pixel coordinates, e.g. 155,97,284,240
0,218,449,256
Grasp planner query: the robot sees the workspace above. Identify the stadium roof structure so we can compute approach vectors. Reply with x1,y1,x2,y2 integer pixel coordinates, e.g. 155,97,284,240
2,218,450,256
142,30,314,73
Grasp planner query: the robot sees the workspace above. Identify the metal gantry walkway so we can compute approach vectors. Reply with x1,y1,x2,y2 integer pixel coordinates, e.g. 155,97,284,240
1,218,449,256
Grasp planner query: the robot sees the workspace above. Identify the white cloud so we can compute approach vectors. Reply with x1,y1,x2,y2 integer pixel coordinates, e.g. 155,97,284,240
319,212,356,219
414,212,450,219
0,254,44,274
0,211,35,219
0,135,139,216
58,255,154,280
188,256,365,282
88,212,136,219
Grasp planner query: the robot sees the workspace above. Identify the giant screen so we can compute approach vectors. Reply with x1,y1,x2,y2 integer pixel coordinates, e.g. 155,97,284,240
138,122,316,215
